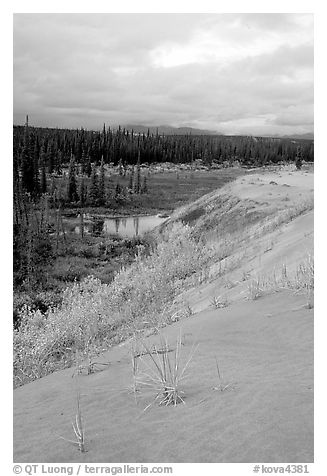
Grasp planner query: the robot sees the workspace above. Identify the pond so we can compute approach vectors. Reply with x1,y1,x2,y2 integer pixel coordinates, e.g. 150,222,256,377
62,213,170,239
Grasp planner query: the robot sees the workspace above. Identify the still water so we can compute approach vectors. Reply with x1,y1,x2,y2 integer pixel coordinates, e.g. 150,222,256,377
72,214,169,238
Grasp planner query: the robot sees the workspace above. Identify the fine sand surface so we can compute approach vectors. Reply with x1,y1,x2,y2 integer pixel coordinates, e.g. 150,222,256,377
13,167,314,463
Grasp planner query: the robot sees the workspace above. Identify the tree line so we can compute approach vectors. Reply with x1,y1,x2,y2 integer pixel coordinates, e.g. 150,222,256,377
14,120,314,198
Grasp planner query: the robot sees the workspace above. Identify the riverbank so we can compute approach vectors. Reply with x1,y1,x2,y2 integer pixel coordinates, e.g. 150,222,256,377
60,166,245,217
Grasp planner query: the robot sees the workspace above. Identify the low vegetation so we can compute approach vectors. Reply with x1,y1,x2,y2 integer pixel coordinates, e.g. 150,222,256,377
13,223,204,386
246,253,314,302
210,295,229,309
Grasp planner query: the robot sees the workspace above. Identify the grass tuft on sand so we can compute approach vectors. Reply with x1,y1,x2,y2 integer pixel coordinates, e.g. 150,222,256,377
135,333,198,409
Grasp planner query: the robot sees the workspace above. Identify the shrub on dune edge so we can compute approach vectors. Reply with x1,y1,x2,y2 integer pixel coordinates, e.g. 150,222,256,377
14,223,204,386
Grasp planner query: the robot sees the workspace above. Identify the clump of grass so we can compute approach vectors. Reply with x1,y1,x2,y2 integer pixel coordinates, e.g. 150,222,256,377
170,310,181,323
247,255,314,303
75,355,110,376
213,356,232,392
60,389,86,453
280,255,314,308
184,303,194,317
210,295,228,309
241,270,251,281
74,341,110,376
169,305,193,323
247,277,265,300
223,278,236,289
197,268,211,284
293,254,314,291
305,290,314,309
137,333,197,409
247,270,281,300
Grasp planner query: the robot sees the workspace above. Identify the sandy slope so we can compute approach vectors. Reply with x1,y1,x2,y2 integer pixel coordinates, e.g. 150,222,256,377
176,209,313,316
13,167,314,463
13,293,313,463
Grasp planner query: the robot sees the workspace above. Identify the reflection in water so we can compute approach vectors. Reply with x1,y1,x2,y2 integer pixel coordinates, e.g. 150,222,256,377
104,215,168,238
134,217,139,236
72,214,169,238
92,219,104,236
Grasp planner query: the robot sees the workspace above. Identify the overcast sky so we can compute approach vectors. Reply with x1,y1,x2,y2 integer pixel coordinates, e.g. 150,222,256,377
13,13,313,136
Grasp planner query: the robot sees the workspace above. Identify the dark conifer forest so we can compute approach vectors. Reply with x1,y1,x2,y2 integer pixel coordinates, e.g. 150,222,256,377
14,123,314,199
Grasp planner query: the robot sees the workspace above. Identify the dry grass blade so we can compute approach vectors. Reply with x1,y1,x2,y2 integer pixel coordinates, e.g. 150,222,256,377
215,356,221,381
213,356,231,392
73,392,86,452
59,389,86,452
129,338,141,402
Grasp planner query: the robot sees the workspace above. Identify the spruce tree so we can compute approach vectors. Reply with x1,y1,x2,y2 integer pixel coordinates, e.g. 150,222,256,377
98,157,106,205
118,158,124,176
50,176,57,207
115,182,121,199
13,145,20,190
56,150,63,175
47,142,55,174
141,175,148,194
106,183,112,203
85,157,92,177
89,164,99,205
21,116,35,194
40,161,47,194
33,135,40,195
295,146,303,170
39,143,47,193
134,152,141,194
79,178,87,206
81,148,87,175
128,167,134,192
67,156,79,203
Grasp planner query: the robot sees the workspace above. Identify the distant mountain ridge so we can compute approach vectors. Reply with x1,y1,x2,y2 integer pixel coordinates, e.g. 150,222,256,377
121,124,219,135
118,125,314,140
280,133,314,140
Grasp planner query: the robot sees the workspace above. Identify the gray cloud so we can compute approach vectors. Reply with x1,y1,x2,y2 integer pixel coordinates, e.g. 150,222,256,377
13,13,313,135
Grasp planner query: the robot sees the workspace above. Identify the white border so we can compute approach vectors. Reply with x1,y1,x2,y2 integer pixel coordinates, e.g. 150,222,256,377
3,3,324,474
